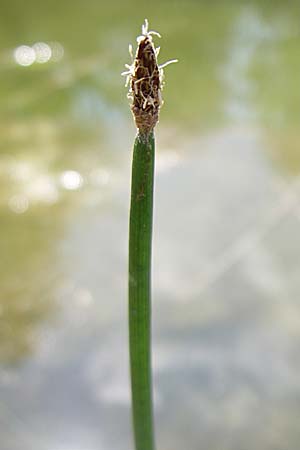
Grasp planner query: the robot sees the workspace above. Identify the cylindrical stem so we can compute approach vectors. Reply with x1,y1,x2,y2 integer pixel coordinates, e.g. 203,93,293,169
128,131,155,450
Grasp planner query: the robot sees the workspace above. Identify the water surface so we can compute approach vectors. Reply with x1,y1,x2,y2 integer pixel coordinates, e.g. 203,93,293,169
1,1,300,449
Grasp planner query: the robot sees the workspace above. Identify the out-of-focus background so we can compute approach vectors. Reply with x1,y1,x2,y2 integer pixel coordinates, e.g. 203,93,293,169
1,0,300,449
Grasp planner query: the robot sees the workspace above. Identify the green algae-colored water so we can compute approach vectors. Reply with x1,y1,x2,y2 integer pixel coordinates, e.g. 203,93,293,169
1,1,300,449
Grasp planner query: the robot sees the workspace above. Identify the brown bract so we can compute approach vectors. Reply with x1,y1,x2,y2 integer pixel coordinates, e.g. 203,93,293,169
130,35,161,136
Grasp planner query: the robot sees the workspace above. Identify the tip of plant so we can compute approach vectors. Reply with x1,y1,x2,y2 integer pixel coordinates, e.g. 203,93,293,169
122,20,177,137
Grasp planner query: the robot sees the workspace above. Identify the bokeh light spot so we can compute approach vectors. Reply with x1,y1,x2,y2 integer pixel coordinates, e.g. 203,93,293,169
8,195,29,214
33,42,52,64
50,41,64,62
13,45,36,66
60,170,83,191
89,168,111,186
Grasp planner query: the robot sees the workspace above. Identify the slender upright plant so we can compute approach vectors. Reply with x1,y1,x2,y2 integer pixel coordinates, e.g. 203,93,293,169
123,20,177,450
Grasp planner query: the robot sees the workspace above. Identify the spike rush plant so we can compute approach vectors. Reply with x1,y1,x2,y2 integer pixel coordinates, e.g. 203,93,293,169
123,20,177,450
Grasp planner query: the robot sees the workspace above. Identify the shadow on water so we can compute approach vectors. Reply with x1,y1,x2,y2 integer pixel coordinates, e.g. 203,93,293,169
0,0,300,449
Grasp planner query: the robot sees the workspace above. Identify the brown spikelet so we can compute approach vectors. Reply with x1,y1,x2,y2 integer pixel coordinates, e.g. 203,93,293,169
123,20,177,137
130,35,161,135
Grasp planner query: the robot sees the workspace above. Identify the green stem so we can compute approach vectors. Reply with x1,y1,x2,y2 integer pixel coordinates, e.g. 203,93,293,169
128,131,155,450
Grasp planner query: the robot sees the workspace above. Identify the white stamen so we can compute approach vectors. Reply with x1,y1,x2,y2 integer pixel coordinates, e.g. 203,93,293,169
142,19,149,36
136,35,147,43
148,31,161,38
125,75,130,87
158,89,163,106
134,76,150,85
129,44,133,60
159,59,178,69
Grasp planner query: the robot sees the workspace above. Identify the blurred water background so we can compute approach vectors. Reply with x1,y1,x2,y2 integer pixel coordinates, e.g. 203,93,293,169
1,0,300,449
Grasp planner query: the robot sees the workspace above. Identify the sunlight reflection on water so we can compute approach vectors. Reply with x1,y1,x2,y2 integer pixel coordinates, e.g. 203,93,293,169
8,194,29,214
14,45,36,66
13,41,63,66
60,170,83,191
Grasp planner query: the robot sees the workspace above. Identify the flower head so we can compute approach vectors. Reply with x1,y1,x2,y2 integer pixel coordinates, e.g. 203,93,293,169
123,20,177,136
